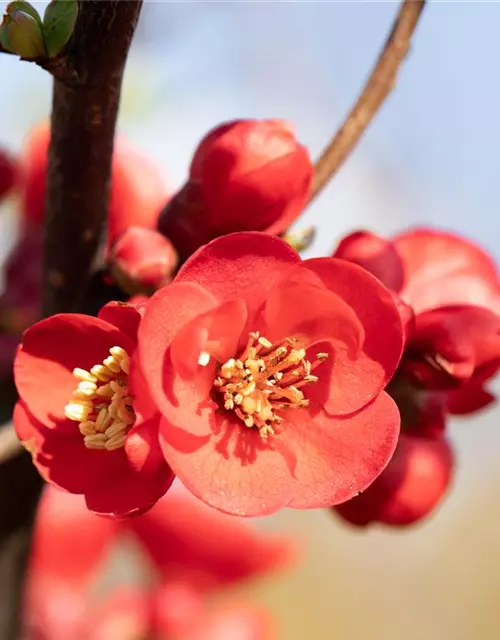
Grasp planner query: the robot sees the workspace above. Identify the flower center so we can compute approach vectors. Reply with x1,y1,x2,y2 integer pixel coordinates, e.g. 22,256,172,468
209,332,328,439
64,346,135,451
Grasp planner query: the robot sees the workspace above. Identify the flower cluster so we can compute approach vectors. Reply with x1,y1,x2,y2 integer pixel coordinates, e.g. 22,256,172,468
26,483,292,639
14,231,405,517
332,228,500,526
6,118,500,539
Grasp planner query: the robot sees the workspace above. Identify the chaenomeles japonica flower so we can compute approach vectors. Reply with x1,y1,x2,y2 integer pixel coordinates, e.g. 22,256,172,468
13,300,174,518
157,119,313,259
26,484,293,639
330,227,500,527
138,232,405,517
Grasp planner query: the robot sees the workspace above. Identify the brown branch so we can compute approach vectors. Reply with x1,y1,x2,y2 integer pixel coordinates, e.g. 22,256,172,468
0,2,143,637
310,0,426,202
0,424,21,465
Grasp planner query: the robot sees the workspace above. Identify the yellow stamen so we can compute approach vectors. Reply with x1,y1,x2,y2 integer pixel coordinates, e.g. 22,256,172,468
64,346,135,450
213,333,328,440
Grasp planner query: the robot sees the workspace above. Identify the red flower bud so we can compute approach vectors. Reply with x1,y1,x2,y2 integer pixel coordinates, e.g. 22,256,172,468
334,434,454,527
158,119,312,258
0,147,18,200
109,226,178,295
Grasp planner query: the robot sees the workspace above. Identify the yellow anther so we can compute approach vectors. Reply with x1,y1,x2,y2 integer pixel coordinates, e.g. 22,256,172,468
73,368,98,383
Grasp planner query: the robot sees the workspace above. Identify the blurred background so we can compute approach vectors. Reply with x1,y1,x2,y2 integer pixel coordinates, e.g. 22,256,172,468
1,2,500,639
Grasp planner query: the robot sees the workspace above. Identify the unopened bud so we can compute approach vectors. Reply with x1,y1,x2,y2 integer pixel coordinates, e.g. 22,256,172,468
158,119,312,259
109,226,178,295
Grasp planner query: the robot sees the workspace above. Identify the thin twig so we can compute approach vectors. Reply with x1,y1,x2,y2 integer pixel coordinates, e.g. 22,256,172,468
310,0,426,202
0,424,21,465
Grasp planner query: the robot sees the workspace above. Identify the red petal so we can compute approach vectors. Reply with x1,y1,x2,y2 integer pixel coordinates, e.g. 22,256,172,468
126,483,297,590
159,392,399,515
303,258,404,414
85,421,174,518
446,383,496,415
333,230,405,293
13,400,44,449
36,430,118,495
15,314,135,428
138,281,220,420
30,486,117,586
283,392,400,508
170,298,248,380
335,433,454,527
395,228,500,314
98,301,143,342
404,305,500,389
159,413,295,516
261,269,364,354
175,232,301,311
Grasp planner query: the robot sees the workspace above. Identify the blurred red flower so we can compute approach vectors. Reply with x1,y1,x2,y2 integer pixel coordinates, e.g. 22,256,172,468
19,122,169,244
158,119,313,258
25,483,293,638
13,301,173,517
139,232,404,516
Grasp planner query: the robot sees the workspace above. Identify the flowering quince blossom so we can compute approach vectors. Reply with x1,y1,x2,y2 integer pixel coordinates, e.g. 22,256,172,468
25,484,291,639
138,232,404,517
334,228,500,399
13,301,174,517
331,227,500,527
158,119,313,259
19,122,169,243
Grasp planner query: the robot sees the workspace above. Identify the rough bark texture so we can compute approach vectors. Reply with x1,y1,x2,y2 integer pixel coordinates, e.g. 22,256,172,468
0,2,143,637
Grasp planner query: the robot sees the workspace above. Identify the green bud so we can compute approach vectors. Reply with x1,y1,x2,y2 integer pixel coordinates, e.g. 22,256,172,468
43,0,78,58
0,10,46,59
5,1,42,25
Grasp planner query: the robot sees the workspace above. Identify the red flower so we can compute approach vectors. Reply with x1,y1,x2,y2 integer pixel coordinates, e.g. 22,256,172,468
19,122,169,242
121,482,298,590
334,228,500,405
13,301,174,517
109,226,178,295
0,146,18,200
158,119,312,259
25,484,294,638
334,432,454,527
139,232,404,516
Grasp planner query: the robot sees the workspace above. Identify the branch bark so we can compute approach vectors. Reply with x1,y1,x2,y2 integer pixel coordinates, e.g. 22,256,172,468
310,0,426,202
0,2,143,637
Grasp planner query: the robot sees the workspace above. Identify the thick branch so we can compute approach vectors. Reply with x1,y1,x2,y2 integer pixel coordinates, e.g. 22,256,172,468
0,2,143,638
310,0,426,202
43,0,143,316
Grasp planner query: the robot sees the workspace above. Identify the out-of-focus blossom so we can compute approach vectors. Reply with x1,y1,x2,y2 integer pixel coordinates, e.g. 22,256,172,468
334,228,500,394
109,226,178,295
0,147,18,201
24,484,294,638
19,122,169,243
158,119,313,259
139,232,403,516
332,227,500,526
13,301,174,517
